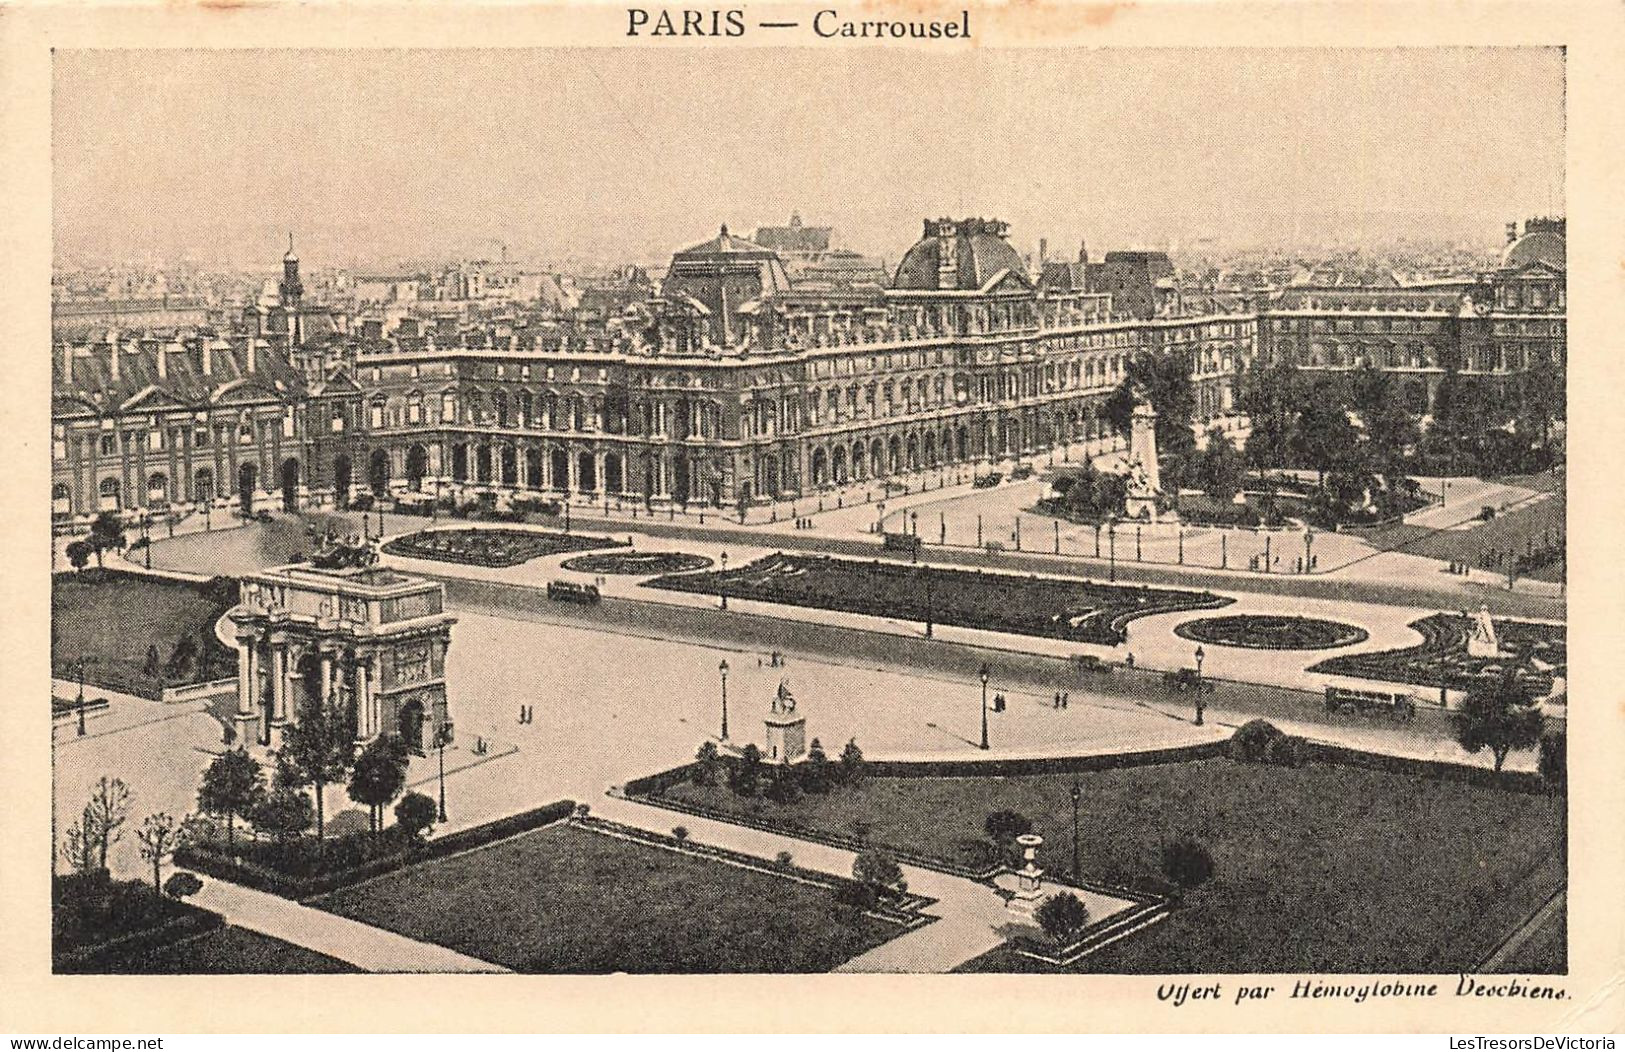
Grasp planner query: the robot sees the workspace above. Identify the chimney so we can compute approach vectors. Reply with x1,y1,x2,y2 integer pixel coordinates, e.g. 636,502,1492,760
1039,237,1048,269
157,340,168,380
1506,221,1519,245
107,328,120,383
60,341,73,385
935,219,959,290
246,338,257,374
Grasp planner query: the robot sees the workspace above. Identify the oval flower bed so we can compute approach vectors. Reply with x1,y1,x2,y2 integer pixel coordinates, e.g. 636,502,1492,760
1174,614,1369,651
382,528,626,568
560,551,714,576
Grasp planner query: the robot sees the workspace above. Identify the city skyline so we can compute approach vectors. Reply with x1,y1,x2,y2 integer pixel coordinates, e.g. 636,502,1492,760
54,47,1564,268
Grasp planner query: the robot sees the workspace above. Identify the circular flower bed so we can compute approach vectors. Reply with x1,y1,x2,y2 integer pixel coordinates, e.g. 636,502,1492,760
560,551,714,576
1175,614,1368,651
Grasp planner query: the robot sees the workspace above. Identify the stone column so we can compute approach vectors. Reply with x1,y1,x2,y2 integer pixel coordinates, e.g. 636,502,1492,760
355,654,373,743
233,634,262,746
270,641,290,727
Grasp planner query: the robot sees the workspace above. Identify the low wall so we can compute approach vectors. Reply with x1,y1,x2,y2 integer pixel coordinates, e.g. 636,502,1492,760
161,677,237,706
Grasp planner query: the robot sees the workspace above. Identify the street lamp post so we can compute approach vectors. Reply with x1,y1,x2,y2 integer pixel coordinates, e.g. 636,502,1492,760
1194,647,1207,725
142,513,152,569
1304,528,1314,574
1108,521,1117,582
435,720,454,823
978,663,990,751
75,658,89,736
1070,779,1082,880
719,659,730,741
719,552,729,610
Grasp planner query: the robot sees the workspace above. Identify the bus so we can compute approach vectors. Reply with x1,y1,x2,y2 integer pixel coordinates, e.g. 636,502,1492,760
1324,684,1417,722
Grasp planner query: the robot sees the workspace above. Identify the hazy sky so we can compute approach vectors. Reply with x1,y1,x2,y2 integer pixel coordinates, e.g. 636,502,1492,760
53,47,1564,268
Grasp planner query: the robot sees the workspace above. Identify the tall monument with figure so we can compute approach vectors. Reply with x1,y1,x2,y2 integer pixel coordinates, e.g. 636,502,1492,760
1125,398,1161,521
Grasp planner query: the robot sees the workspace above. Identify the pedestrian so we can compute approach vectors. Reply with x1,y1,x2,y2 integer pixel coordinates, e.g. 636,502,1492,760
519,704,525,724
1062,691,1069,709
1053,691,1060,710
1125,652,1135,669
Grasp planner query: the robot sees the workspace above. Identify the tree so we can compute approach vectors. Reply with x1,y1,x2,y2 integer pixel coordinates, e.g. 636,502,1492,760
278,697,356,841
852,848,905,893
393,791,438,842
672,825,690,843
1105,352,1197,464
252,787,314,843
1236,359,1307,469
1193,427,1246,502
1036,891,1091,944
1161,835,1216,890
197,748,266,850
348,733,410,833
82,776,132,873
692,740,720,787
839,738,866,785
135,812,178,892
165,635,199,681
800,738,833,793
1294,376,1361,485
59,810,98,876
728,743,764,796
984,809,1033,848
65,540,93,573
1453,672,1545,772
142,644,162,679
88,511,125,568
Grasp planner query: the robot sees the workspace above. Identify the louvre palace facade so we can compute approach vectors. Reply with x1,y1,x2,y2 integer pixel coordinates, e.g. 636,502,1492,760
50,216,1564,520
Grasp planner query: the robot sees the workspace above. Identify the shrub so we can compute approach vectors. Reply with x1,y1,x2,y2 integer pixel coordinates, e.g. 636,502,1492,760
1229,719,1284,763
692,741,720,786
1035,891,1091,944
765,765,803,805
984,809,1033,846
393,792,438,841
1161,835,1216,890
1265,733,1310,769
834,880,880,911
774,850,794,869
163,871,203,899
351,493,375,511
672,825,690,842
1538,730,1566,789
853,848,905,892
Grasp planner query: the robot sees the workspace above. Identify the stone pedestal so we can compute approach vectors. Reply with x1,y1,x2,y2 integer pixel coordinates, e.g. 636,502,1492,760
1007,833,1046,919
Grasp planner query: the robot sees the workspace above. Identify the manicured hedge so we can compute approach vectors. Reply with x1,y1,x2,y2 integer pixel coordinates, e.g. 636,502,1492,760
176,798,577,900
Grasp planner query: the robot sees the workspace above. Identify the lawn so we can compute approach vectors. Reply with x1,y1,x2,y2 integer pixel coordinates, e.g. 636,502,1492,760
382,527,624,568
652,759,1565,973
316,823,905,973
647,552,1231,645
96,925,359,974
52,568,238,699
1351,489,1565,583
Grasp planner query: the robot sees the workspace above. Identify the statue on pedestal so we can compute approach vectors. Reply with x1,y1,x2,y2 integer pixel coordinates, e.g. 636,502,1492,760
1124,396,1161,522
1466,605,1504,659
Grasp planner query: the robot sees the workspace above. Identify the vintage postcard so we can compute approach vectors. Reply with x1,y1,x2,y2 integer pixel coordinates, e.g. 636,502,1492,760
2,0,1622,1036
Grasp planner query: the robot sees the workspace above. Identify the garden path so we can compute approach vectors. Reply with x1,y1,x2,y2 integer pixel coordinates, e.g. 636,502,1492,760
191,878,509,973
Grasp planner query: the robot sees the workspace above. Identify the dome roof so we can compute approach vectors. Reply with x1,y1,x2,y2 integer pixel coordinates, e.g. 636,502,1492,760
1501,226,1565,270
893,217,1026,291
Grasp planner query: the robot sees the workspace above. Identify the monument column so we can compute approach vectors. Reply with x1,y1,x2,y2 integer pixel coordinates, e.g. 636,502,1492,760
270,640,290,727
233,631,262,745
354,653,373,743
